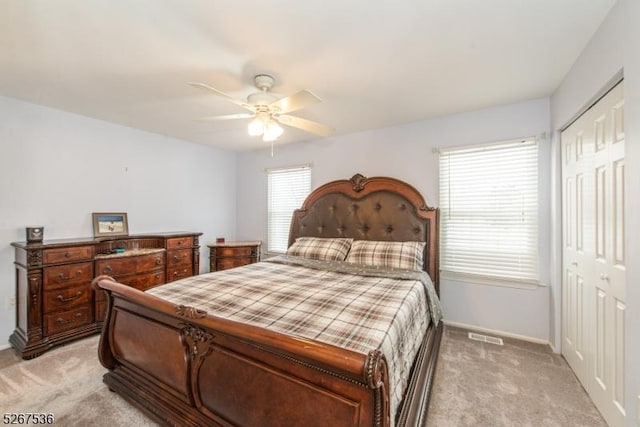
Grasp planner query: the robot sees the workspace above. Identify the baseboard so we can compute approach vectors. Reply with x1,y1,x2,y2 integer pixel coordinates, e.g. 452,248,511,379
443,320,553,349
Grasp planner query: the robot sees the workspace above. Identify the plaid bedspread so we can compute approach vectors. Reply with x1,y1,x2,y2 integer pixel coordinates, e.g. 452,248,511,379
147,255,441,422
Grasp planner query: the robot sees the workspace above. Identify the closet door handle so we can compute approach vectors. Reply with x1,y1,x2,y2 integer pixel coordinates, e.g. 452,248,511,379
571,261,578,266
599,273,610,282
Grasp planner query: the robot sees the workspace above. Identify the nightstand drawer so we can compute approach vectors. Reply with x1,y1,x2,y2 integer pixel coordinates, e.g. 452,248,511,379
217,247,255,257
43,262,93,289
208,241,261,272
216,258,253,271
43,246,93,264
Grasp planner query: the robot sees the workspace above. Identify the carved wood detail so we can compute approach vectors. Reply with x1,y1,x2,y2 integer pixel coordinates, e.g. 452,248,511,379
28,275,40,306
180,323,214,362
176,304,207,319
350,173,368,192
27,250,42,267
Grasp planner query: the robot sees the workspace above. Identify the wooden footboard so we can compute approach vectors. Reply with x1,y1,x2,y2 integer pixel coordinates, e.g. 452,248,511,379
94,275,441,427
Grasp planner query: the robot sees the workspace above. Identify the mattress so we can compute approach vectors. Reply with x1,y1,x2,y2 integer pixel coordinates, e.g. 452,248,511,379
147,255,441,421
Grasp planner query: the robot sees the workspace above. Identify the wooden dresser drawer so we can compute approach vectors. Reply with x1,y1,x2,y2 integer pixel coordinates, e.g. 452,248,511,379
167,266,193,282
167,248,193,267
96,253,164,276
116,270,165,291
44,306,91,335
43,262,93,289
43,246,93,265
44,283,91,313
166,237,193,250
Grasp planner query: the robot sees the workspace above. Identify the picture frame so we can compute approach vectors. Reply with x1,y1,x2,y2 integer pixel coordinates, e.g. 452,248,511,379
92,212,129,237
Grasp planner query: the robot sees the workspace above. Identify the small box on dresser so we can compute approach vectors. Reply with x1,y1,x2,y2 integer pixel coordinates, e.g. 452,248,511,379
208,240,261,272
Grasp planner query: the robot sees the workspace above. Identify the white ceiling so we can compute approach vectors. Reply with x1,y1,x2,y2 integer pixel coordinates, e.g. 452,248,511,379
0,0,616,151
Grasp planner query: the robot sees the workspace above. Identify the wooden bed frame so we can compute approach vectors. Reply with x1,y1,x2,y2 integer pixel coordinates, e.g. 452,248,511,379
93,174,442,427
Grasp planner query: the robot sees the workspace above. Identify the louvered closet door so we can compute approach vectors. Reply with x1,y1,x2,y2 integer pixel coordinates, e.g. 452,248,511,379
561,81,625,427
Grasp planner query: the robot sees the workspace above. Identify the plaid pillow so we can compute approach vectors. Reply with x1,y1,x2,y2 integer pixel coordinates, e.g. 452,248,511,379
345,240,426,271
286,237,353,261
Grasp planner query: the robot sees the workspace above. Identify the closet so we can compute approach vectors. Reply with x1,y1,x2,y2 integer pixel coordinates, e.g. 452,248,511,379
561,80,625,427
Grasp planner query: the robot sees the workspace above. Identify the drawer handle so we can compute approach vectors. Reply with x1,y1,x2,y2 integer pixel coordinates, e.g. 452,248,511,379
64,252,71,258
59,269,84,280
174,269,188,277
57,291,82,302
173,255,184,261
156,258,163,265
56,312,83,324
103,266,113,274
177,241,183,246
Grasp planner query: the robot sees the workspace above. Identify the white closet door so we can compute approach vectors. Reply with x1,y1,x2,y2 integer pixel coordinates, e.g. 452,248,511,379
561,107,593,389
561,81,625,427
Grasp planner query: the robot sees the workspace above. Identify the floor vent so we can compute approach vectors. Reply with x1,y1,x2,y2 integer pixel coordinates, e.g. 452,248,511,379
468,332,504,346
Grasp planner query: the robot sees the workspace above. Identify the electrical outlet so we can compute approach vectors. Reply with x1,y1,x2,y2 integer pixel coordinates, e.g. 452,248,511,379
6,296,15,309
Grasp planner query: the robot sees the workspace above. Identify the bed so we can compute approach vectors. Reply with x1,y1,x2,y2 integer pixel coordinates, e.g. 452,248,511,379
93,173,442,427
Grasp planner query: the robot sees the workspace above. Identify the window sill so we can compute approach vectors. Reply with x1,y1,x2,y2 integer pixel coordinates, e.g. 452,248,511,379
441,270,545,290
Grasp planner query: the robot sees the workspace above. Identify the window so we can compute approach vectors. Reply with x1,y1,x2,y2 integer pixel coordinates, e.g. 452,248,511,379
267,165,311,253
439,139,539,286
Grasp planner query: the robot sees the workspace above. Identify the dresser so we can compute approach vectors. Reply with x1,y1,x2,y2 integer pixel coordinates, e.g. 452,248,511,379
208,241,261,272
11,232,201,359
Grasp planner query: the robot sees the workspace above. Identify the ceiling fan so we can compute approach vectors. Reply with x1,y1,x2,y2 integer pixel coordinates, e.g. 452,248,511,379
189,74,333,142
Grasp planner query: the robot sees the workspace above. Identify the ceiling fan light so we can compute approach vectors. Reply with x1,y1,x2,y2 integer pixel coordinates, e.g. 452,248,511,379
263,121,284,141
248,118,264,136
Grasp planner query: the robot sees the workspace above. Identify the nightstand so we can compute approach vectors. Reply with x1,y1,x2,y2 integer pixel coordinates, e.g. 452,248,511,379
208,241,261,272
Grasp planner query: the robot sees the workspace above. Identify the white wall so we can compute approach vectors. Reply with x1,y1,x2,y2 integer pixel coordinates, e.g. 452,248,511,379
0,96,237,347
550,0,640,424
237,98,551,342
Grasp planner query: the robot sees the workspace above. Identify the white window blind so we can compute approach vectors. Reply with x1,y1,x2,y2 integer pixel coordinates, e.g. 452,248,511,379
267,165,311,253
439,139,539,285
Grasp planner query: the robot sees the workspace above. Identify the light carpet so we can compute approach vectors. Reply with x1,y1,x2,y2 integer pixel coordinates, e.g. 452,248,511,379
426,326,606,427
0,326,606,426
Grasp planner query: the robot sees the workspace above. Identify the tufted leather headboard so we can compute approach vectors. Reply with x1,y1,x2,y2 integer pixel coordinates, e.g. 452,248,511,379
288,174,439,294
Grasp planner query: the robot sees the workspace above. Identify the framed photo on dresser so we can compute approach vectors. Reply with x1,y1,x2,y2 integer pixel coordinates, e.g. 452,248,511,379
92,212,129,237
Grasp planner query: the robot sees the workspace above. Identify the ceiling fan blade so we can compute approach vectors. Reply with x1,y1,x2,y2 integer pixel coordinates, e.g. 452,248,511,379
269,90,321,114
188,82,253,111
195,113,254,121
277,114,334,137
